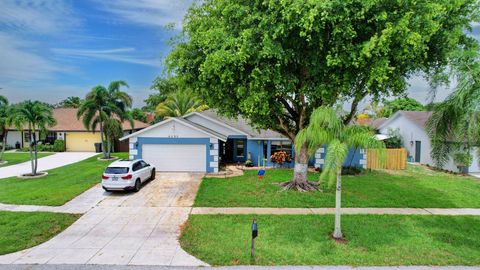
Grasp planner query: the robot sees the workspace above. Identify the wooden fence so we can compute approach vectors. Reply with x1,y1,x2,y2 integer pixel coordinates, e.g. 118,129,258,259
366,148,407,170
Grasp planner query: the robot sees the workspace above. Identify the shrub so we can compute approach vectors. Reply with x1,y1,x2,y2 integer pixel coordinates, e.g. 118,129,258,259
384,128,403,148
245,160,254,167
270,151,292,165
53,140,65,152
315,166,366,176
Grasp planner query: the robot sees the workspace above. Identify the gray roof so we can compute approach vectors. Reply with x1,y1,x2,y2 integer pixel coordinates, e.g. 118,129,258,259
372,117,387,129
397,111,432,129
198,110,287,139
176,117,228,141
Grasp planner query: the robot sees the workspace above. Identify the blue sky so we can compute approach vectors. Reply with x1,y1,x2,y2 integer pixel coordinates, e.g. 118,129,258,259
0,0,191,107
0,0,477,108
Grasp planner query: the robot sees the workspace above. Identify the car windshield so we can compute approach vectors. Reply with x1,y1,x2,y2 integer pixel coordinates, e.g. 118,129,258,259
105,167,129,174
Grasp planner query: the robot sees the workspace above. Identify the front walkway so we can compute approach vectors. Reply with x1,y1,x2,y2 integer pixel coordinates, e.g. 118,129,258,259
0,173,208,266
192,207,480,215
0,152,98,179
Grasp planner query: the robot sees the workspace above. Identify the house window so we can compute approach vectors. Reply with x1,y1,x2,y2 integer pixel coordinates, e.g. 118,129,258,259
236,140,245,157
271,140,293,156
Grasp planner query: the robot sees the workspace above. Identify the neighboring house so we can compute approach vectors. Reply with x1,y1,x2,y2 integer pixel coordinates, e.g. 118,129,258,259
377,110,480,173
5,108,149,152
121,110,367,173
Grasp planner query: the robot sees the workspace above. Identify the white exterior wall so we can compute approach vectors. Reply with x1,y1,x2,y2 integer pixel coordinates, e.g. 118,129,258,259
127,120,219,173
6,131,22,147
379,115,433,166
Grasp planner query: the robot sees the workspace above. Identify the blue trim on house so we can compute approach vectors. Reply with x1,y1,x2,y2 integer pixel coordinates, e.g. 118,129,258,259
228,135,248,139
134,137,215,173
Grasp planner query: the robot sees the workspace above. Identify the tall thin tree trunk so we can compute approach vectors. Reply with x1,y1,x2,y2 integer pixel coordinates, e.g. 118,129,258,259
107,138,111,159
99,121,107,159
33,128,38,175
0,131,7,161
28,125,34,175
333,168,343,239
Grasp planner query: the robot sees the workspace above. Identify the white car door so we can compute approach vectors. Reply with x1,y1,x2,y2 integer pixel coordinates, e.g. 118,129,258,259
139,161,150,182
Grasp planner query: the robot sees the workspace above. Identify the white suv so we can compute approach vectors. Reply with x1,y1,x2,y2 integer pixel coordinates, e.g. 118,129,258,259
102,159,156,192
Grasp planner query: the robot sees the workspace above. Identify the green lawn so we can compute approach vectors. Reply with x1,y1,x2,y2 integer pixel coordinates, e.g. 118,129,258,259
0,152,128,206
181,214,480,266
0,211,79,255
0,152,53,167
195,165,480,208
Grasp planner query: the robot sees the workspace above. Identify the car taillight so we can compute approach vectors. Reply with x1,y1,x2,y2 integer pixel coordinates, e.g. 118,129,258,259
101,174,109,180
122,174,132,180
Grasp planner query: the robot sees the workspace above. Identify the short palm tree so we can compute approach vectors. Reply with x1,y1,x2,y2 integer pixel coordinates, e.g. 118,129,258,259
78,81,133,159
11,101,56,175
156,90,208,118
295,106,384,239
0,95,12,162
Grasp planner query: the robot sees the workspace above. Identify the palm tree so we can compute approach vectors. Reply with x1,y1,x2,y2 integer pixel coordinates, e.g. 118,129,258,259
156,90,208,118
78,81,133,159
57,96,83,108
426,52,480,168
0,96,12,162
11,101,56,175
295,106,384,239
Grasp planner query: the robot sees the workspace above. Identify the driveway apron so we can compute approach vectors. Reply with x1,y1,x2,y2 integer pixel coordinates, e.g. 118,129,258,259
0,173,208,266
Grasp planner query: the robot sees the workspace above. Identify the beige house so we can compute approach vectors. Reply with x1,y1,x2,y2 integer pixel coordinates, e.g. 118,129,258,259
5,108,149,152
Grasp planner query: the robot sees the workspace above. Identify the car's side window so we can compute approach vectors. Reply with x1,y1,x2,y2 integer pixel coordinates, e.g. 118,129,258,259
132,162,140,172
140,161,148,168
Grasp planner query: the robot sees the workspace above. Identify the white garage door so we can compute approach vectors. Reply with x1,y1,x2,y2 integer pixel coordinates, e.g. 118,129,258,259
142,144,206,172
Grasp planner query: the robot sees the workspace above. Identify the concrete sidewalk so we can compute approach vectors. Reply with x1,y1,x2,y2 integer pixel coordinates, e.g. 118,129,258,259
191,207,480,215
0,152,98,179
0,183,108,214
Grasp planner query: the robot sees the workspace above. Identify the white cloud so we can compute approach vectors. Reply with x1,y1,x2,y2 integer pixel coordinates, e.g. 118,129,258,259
93,0,192,29
52,47,161,67
0,0,80,35
0,33,67,81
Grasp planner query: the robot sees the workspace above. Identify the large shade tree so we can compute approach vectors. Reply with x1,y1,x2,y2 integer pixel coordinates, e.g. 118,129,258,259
296,106,384,237
167,0,479,190
78,81,133,159
11,101,56,175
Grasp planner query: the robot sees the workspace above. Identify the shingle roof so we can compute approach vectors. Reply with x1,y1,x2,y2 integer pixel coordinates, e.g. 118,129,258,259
198,110,287,139
372,117,387,129
176,117,228,141
10,108,149,131
397,111,432,129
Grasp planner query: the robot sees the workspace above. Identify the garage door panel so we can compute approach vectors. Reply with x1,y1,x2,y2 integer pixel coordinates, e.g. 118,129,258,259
142,144,206,172
66,132,102,152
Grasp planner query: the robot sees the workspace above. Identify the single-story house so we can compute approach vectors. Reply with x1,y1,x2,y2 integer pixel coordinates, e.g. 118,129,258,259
5,108,149,152
377,110,480,173
121,110,367,173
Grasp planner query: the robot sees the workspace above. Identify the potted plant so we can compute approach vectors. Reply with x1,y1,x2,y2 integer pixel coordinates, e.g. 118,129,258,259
270,151,292,168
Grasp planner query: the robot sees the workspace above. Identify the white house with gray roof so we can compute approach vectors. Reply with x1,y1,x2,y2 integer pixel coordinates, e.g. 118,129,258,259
377,110,480,173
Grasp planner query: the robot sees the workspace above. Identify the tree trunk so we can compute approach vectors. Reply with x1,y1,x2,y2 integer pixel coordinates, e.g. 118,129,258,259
107,138,111,159
33,129,38,175
333,168,343,239
28,126,34,175
278,142,319,192
99,121,107,159
0,131,7,161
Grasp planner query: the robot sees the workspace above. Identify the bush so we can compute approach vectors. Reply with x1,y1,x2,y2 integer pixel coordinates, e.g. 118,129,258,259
270,151,292,165
245,160,254,167
53,140,65,152
384,128,403,148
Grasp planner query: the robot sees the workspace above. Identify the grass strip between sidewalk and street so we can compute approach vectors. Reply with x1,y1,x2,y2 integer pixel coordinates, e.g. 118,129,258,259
0,211,79,255
181,214,480,266
0,152,128,206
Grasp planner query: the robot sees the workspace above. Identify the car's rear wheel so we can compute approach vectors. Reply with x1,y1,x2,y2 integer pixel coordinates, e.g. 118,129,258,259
150,169,156,181
134,179,141,192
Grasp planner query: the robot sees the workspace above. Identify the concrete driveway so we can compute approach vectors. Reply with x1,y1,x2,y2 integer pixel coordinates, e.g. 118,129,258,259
0,152,98,179
0,173,208,266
